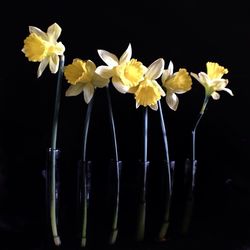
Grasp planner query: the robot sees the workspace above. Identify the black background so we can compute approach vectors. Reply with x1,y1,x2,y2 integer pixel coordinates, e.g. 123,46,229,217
0,1,250,249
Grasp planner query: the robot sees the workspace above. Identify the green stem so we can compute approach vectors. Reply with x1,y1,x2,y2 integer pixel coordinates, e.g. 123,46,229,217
50,55,65,246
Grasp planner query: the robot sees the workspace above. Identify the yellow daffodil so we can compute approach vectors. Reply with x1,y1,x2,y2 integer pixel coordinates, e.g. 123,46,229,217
64,59,109,103
22,23,65,78
190,62,233,100
161,61,192,111
96,43,147,93
130,58,166,110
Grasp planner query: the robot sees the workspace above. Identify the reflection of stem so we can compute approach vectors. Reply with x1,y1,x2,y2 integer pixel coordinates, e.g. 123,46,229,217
106,86,120,244
80,97,94,247
50,55,65,246
136,107,148,242
157,100,172,240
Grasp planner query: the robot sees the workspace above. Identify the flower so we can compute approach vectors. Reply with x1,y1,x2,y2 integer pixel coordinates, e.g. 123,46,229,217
130,58,166,110
64,58,109,103
64,55,120,246
22,22,65,77
96,43,147,93
22,22,66,246
181,62,234,234
161,60,193,111
191,61,233,113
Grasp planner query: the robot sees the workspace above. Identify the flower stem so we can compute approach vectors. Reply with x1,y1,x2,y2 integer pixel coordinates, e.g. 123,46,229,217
80,96,94,247
50,55,65,246
136,106,148,242
192,95,210,190
182,94,210,234
106,85,120,244
157,100,172,241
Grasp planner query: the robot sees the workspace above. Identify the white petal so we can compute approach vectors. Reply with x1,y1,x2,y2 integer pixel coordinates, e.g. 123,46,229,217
29,26,48,40
37,58,49,78
49,55,59,74
150,104,158,111
92,73,110,88
95,66,114,79
223,88,234,96
65,84,84,96
166,92,179,111
167,60,174,75
211,91,220,100
112,77,130,93
97,49,118,66
145,58,164,80
119,43,132,64
83,84,95,104
47,23,62,42
161,69,171,83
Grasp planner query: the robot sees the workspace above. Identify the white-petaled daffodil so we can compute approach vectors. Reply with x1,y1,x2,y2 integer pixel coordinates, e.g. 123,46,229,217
96,43,147,93
191,62,233,100
64,58,109,104
161,61,192,111
22,23,65,78
129,58,166,111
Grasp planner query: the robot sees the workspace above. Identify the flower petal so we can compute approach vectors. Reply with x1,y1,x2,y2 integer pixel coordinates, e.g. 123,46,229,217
95,65,114,79
37,58,49,77
29,26,47,40
166,92,179,111
47,23,62,42
83,83,94,103
119,43,132,64
97,49,118,67
167,60,174,75
145,58,164,80
161,69,171,84
211,91,220,100
65,83,84,96
223,87,234,96
49,54,59,74
92,73,110,88
150,103,158,111
112,76,130,93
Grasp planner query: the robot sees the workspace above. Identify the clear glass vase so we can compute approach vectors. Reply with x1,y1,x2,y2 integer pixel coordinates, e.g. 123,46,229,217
44,148,62,248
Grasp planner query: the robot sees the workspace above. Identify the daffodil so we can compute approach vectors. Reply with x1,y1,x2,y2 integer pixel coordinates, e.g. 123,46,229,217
191,62,233,113
161,61,192,111
130,58,166,110
22,22,66,247
64,58,109,103
181,62,234,235
96,43,147,93
22,23,65,78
